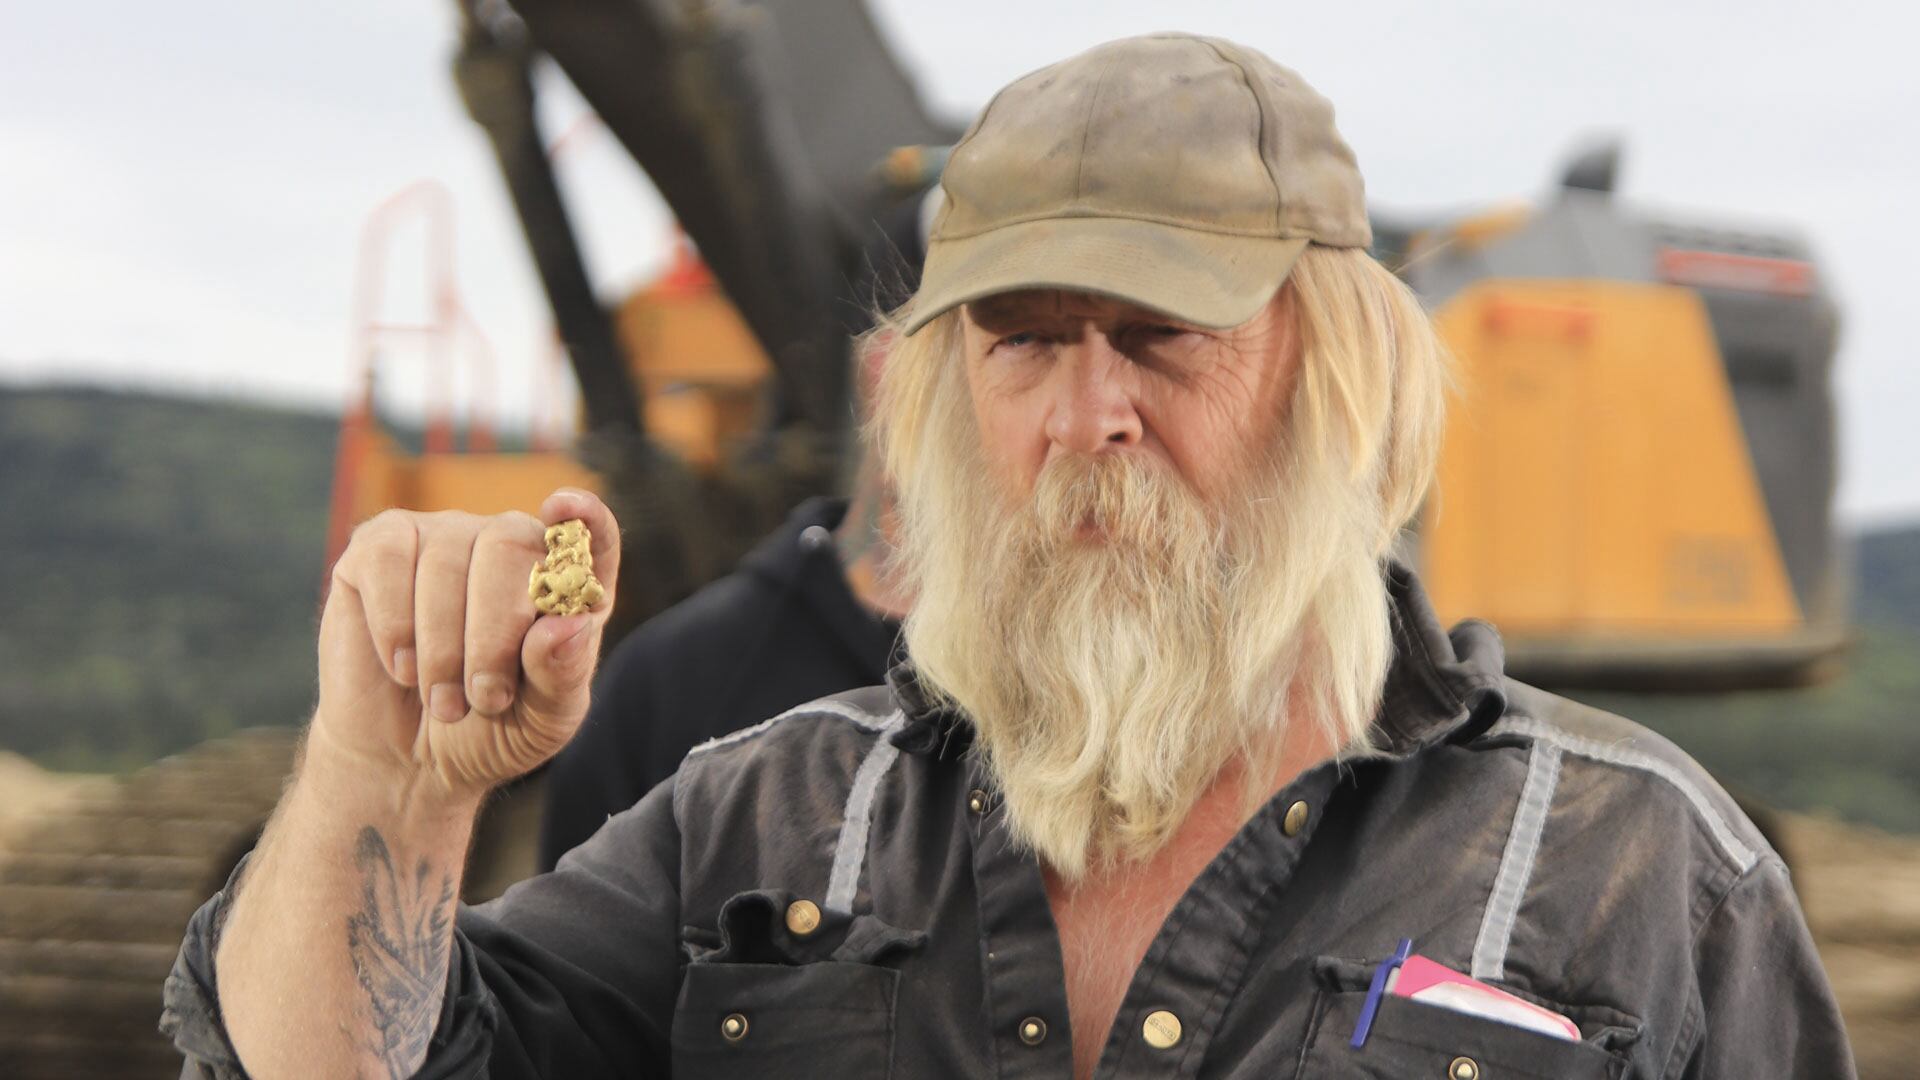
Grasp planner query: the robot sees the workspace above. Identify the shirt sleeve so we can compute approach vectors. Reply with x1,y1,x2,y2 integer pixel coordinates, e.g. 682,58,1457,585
1682,856,1857,1079
162,776,685,1079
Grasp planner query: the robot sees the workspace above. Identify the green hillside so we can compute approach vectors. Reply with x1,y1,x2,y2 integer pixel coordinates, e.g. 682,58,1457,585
1584,625,1920,834
2,384,1916,833
1584,524,1920,834
0,385,337,770
1856,526,1920,633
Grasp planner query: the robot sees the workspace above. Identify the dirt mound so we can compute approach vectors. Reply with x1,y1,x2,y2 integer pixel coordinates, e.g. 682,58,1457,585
1782,814,1920,1077
0,731,297,1078
0,753,112,850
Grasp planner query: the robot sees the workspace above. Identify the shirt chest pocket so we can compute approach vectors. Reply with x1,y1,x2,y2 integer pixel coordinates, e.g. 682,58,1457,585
1295,958,1638,1080
672,960,900,1079
671,889,925,1080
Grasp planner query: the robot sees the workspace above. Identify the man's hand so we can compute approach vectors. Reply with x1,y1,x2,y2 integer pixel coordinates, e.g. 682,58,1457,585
315,488,621,798
217,488,621,1079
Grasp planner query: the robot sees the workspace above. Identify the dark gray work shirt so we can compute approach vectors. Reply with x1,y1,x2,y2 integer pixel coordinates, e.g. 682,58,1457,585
163,563,1855,1078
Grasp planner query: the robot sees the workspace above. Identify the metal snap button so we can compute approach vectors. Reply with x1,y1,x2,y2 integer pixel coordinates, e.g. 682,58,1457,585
1448,1055,1480,1080
1142,1009,1182,1049
785,898,822,936
799,524,833,551
721,1013,749,1042
1018,1016,1047,1046
968,789,989,814
1282,799,1310,837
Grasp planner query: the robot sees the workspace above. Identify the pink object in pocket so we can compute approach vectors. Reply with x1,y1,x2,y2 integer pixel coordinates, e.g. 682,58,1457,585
1387,956,1582,1041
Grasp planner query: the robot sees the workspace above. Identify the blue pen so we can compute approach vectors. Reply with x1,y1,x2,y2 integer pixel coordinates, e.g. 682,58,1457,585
1350,937,1414,1049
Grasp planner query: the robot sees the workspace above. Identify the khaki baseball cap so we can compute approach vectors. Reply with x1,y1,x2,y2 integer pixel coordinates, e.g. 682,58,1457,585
903,33,1370,336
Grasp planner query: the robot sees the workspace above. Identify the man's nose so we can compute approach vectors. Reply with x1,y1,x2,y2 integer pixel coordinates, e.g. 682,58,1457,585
1042,338,1144,455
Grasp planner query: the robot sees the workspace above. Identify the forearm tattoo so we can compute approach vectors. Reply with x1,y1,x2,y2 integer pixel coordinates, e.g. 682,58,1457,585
345,827,454,1079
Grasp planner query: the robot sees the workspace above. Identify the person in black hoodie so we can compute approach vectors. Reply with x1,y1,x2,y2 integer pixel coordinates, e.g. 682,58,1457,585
535,459,906,871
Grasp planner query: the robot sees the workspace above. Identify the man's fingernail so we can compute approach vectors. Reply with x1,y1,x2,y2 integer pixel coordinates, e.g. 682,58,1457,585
392,647,417,687
470,673,513,715
429,683,467,723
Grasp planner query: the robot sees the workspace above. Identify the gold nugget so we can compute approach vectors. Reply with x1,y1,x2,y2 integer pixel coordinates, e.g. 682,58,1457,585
529,519,606,616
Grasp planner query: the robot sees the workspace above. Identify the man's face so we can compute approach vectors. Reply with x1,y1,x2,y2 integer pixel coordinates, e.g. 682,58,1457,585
959,287,1302,514
889,286,1336,877
888,248,1428,878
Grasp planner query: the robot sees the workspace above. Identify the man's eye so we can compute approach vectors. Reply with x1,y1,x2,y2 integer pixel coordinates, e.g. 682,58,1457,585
1125,324,1198,351
997,332,1042,350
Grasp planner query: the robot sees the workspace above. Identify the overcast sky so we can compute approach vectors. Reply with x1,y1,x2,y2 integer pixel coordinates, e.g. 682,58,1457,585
2,1,1914,522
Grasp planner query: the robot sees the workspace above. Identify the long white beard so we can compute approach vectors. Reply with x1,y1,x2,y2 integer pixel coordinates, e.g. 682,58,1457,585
897,434,1394,879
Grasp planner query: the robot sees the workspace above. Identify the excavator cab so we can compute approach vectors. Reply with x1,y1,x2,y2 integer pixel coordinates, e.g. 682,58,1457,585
1403,145,1846,687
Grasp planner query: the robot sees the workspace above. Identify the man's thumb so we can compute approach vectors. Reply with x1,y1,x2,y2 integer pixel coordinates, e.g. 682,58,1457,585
519,613,597,719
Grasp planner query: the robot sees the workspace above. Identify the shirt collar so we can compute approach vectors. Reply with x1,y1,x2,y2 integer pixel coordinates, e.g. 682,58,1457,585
887,558,1508,760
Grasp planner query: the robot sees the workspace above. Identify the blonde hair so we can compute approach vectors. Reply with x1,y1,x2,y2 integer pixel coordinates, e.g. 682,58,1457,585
866,245,1452,874
1284,245,1452,551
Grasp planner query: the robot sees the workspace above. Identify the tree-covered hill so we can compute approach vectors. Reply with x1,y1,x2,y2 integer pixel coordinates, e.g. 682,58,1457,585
1857,525,1920,633
1588,524,1920,834
0,385,336,769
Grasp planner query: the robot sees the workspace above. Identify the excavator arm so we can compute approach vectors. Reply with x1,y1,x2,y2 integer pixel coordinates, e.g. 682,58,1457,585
457,0,954,445
449,0,954,627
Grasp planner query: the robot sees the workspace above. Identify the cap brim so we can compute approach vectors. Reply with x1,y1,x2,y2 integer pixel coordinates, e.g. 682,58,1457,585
902,217,1310,336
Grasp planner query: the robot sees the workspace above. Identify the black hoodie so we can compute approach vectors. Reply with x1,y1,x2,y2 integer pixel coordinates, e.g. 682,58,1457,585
536,497,900,871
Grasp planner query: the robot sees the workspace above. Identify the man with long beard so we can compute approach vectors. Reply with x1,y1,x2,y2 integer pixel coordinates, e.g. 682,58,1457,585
164,32,1853,1080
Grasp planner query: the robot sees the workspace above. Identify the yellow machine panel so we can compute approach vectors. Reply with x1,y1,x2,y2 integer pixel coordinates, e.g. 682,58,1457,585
336,429,600,526
327,250,772,567
1422,280,1801,639
616,255,772,469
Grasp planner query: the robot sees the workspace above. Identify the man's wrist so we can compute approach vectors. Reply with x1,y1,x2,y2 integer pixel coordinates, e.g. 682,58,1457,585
300,720,487,826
